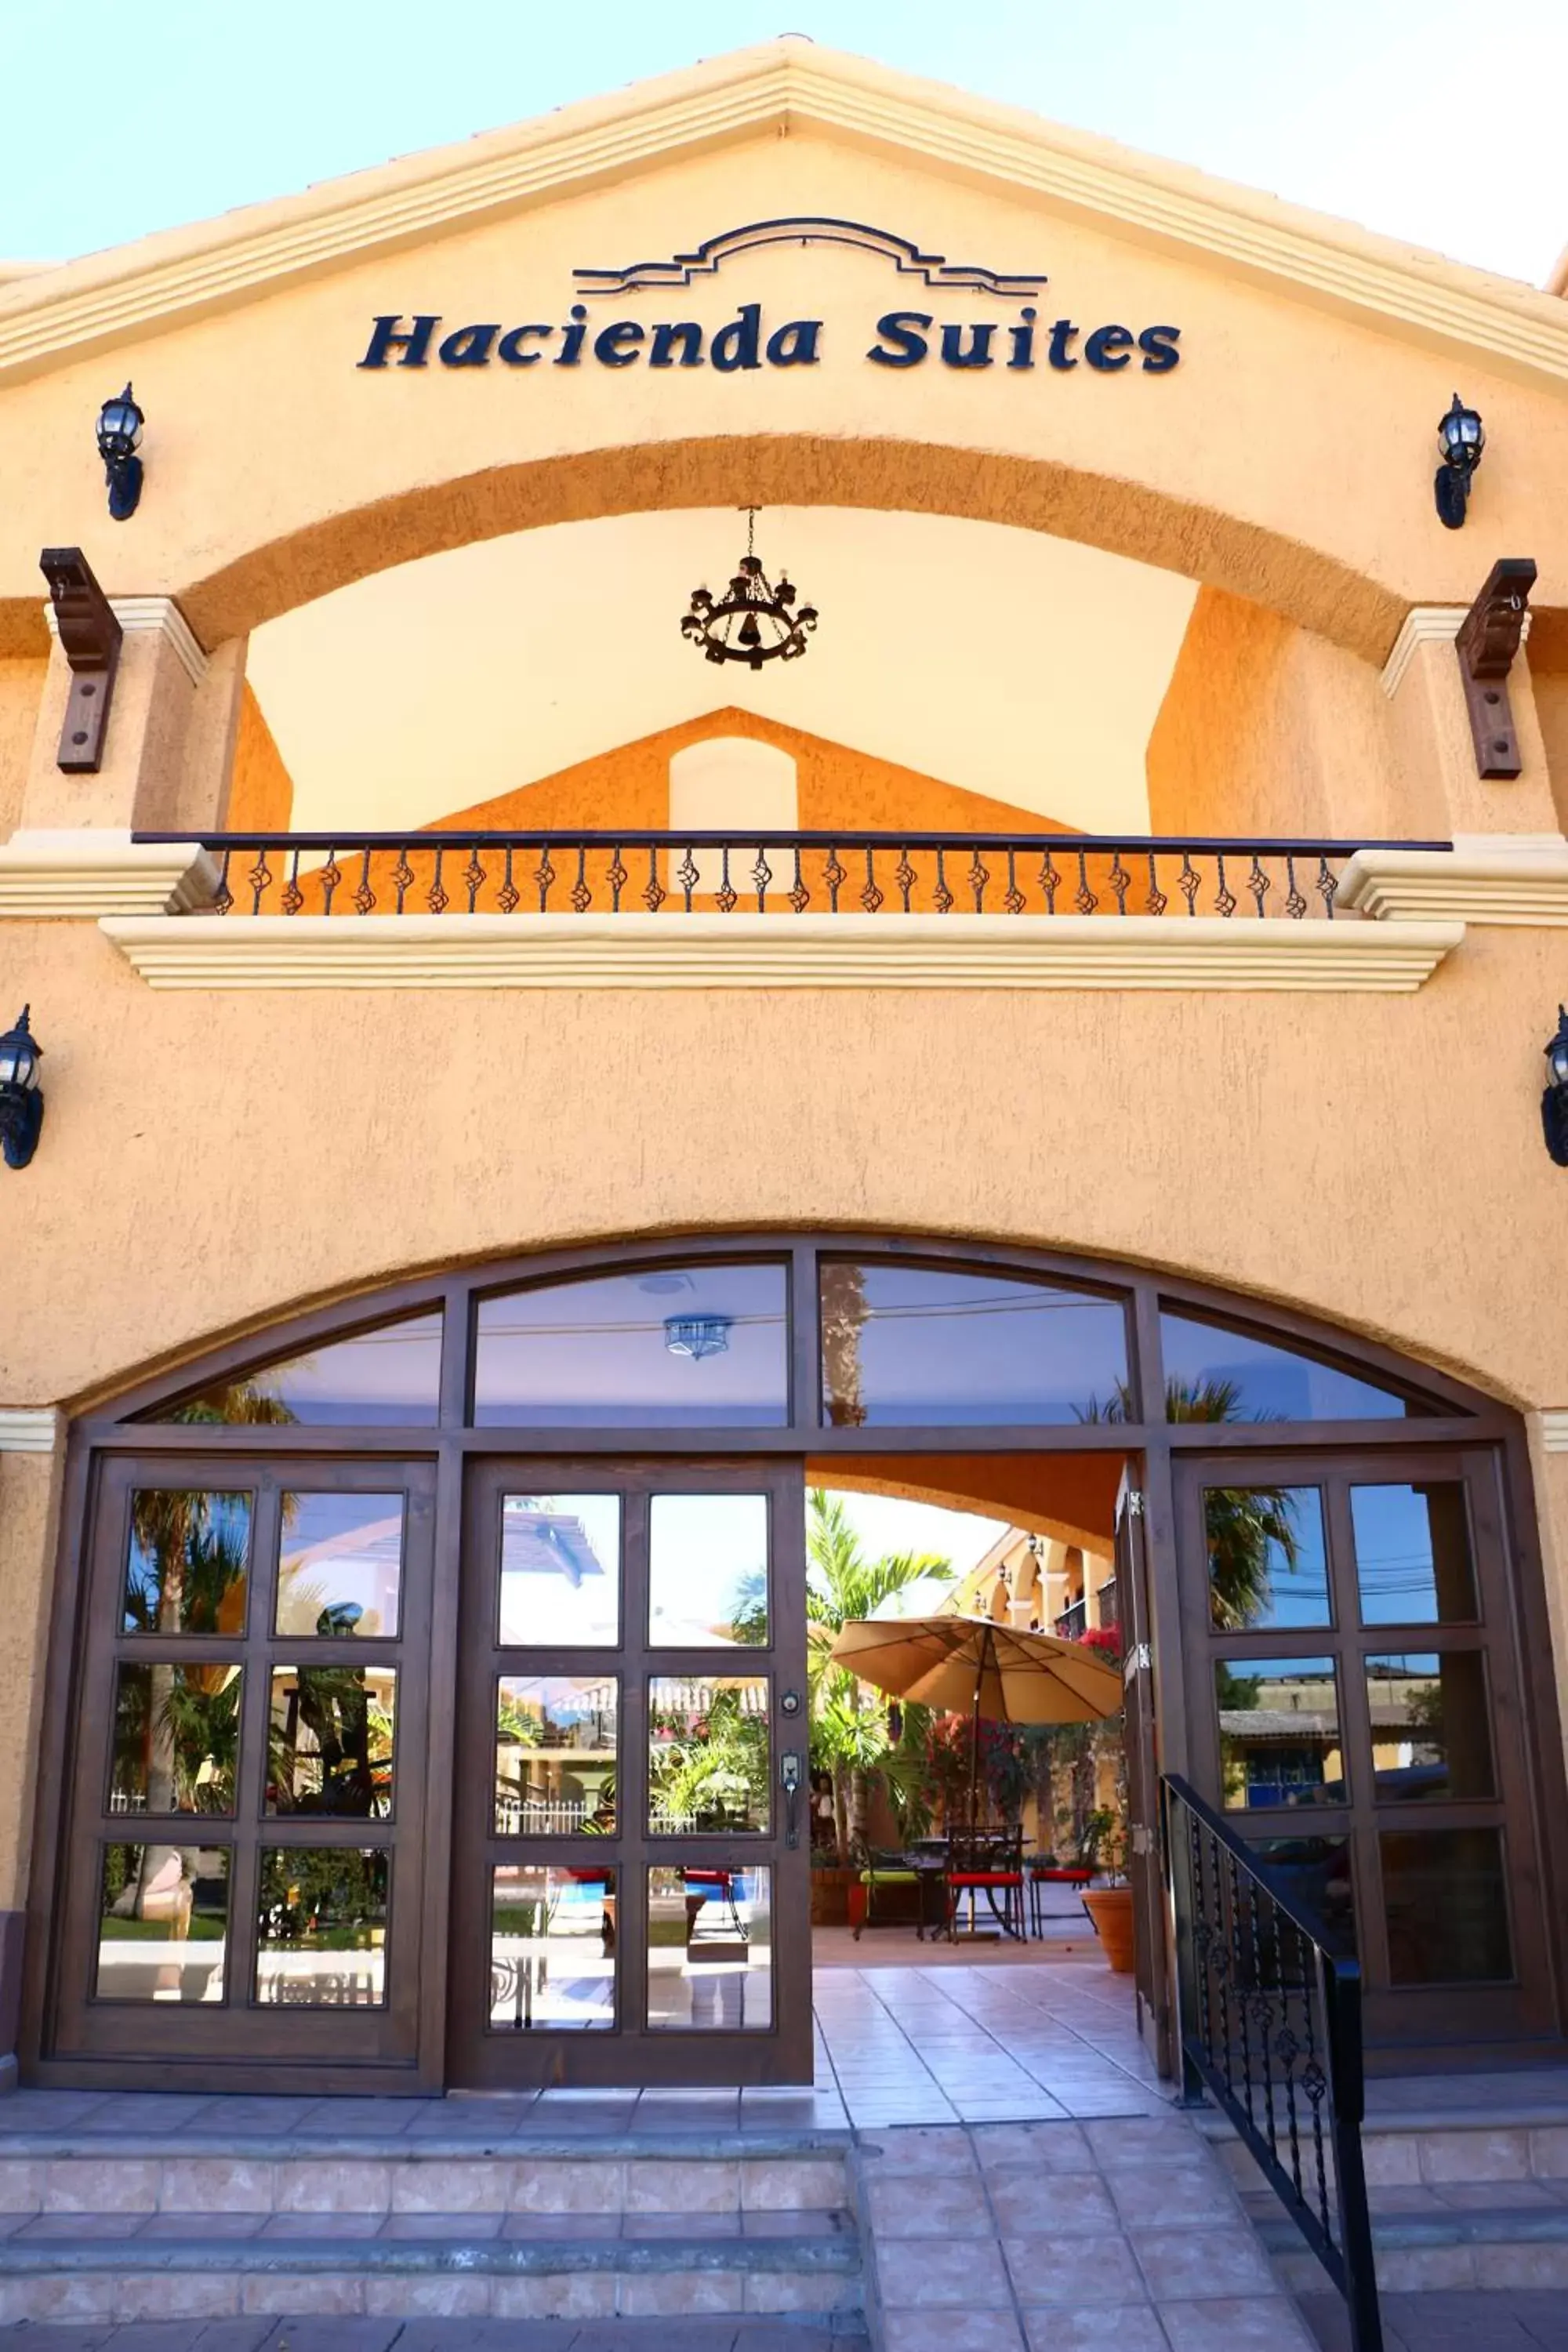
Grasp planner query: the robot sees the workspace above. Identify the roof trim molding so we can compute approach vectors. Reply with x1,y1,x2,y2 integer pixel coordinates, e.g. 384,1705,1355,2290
3,45,1568,390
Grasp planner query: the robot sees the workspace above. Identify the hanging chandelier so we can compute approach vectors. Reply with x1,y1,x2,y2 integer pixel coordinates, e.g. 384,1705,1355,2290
680,510,818,670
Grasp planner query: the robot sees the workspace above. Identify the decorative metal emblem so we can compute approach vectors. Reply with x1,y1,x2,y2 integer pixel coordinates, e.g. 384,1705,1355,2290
681,511,818,669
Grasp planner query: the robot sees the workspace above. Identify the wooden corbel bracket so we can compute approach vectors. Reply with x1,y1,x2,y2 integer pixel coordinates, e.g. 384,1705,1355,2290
1454,556,1536,779
40,546,123,775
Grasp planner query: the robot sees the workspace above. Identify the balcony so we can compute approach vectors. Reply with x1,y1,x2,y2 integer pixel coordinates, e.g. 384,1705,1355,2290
1054,1599,1088,1642
67,828,1465,993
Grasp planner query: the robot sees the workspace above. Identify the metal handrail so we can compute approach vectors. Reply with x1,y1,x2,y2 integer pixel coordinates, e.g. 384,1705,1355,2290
126,828,1452,925
1163,1773,1382,2352
133,829,1453,854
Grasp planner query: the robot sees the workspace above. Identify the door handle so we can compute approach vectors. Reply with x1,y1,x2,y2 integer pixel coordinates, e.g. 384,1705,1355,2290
780,1750,803,1849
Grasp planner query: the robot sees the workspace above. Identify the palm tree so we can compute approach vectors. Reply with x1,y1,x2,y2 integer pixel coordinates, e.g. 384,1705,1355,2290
1076,1374,1301,1627
806,1490,952,1864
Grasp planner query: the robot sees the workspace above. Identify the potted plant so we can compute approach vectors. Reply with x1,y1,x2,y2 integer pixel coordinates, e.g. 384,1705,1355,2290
1080,1808,1136,1973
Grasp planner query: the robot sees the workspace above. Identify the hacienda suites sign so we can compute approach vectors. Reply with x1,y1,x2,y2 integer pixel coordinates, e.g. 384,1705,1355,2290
357,216,1181,376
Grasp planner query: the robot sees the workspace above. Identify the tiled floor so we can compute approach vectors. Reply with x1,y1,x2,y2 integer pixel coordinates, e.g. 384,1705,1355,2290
1299,2290,1568,2350
813,1959,1171,2127
0,1962,1166,2144
0,2325,862,2350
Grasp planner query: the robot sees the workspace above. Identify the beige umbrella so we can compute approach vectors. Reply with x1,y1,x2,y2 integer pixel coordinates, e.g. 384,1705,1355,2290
828,1613,1123,1838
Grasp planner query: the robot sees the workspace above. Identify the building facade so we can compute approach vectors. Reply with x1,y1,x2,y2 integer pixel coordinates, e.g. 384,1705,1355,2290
2,40,1568,2096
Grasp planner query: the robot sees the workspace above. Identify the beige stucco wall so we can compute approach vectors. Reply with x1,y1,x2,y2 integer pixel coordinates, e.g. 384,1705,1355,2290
0,1449,63,1910
3,111,1568,670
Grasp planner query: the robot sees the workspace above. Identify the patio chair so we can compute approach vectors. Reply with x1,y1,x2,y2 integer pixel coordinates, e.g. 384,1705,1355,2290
853,1849,926,1940
944,1828,1025,1941
1025,1857,1094,1938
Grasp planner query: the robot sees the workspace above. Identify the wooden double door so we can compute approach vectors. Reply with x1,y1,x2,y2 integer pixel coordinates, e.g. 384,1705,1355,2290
446,1461,812,2085
1173,1445,1558,2053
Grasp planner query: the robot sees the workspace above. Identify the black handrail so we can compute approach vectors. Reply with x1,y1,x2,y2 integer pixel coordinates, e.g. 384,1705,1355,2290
134,829,1453,854
1163,1773,1383,2352
126,829,1451,924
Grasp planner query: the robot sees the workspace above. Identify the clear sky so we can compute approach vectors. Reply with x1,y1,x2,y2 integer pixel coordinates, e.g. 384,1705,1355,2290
3,2,1565,283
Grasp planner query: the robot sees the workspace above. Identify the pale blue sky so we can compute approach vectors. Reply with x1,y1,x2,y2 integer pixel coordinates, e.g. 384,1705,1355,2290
4,2,1565,283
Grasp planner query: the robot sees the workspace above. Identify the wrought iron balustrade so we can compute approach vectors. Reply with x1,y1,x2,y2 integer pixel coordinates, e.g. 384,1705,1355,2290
1163,1773,1382,2352
132,830,1448,921
1054,1599,1088,1640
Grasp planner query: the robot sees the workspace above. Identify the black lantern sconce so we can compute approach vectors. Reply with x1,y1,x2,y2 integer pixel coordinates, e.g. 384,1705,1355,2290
1543,1007,1568,1168
1435,392,1484,529
0,1007,44,1172
96,384,145,521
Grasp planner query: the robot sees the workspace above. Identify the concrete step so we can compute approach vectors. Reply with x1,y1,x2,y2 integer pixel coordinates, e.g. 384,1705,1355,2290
1203,2108,1568,2296
0,2142,865,2328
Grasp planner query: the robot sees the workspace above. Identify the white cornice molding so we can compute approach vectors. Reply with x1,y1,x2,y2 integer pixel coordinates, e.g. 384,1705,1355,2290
3,45,1568,388
1338,844,1568,926
43,593,207,686
0,830,216,916
1536,1411,1568,1454
98,910,1461,993
0,1409,60,1454
1380,604,1532,699
1380,608,1464,699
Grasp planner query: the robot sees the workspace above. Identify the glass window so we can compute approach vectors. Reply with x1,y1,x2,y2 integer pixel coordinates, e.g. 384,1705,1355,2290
1379,1828,1513,1985
1161,1312,1414,1422
648,1677,771,1833
1204,1485,1331,1632
275,1493,406,1639
123,1490,252,1637
266,1665,396,1818
1245,1834,1355,1956
1365,1652,1494,1802
649,1494,769,1648
495,1676,618,1835
488,1864,615,2031
1215,1656,1344,1809
1351,1483,1479,1626
150,1312,441,1427
110,1662,241,1817
648,1864,772,2031
498,1494,621,1648
474,1265,788,1427
820,1261,1128,1428
94,1844,228,2004
255,1847,389,2006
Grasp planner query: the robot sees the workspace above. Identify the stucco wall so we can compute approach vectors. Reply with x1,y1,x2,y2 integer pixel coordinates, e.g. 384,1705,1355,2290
1145,589,1446,840
5,122,1568,668
0,659,45,840
438,707,1077,840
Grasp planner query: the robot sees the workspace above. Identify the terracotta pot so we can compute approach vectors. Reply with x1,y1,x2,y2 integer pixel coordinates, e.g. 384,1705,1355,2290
811,1865,855,1926
1082,1885,1136,1973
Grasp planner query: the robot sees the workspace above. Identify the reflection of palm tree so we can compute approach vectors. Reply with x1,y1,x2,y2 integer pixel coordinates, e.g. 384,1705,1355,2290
1076,1375,1300,1628
806,1490,951,1862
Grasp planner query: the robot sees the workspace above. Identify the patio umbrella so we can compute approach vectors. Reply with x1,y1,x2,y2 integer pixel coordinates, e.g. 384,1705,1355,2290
827,1613,1123,1839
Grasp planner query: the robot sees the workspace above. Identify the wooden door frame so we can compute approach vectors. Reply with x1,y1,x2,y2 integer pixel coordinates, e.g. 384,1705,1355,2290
22,1231,1568,2089
1171,1443,1560,2060
445,1457,813,2088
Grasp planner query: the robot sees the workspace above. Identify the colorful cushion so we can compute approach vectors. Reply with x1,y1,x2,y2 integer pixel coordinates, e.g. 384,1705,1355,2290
859,1869,920,1885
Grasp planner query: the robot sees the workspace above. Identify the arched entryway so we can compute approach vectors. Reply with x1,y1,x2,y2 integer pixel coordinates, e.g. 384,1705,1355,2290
26,1236,1566,2094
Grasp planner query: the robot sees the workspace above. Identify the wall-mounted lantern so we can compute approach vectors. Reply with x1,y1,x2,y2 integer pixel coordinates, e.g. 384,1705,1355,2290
96,384,144,521
0,1007,44,1172
1435,392,1484,529
663,1315,732,1360
1543,1007,1568,1168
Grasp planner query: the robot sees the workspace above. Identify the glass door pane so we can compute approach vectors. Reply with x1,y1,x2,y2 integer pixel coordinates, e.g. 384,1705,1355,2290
448,1461,809,2088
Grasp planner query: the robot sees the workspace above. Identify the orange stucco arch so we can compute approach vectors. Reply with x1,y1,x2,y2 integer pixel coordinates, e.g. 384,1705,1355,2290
176,434,1406,664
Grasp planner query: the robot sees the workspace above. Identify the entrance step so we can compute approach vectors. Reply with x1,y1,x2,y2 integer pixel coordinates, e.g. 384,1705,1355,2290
1203,2100,1568,2294
0,2143,863,2329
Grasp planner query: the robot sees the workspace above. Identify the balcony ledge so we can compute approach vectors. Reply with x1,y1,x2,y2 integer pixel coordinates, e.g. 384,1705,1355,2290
0,830,215,916
97,910,1462,993
1338,840,1568,924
